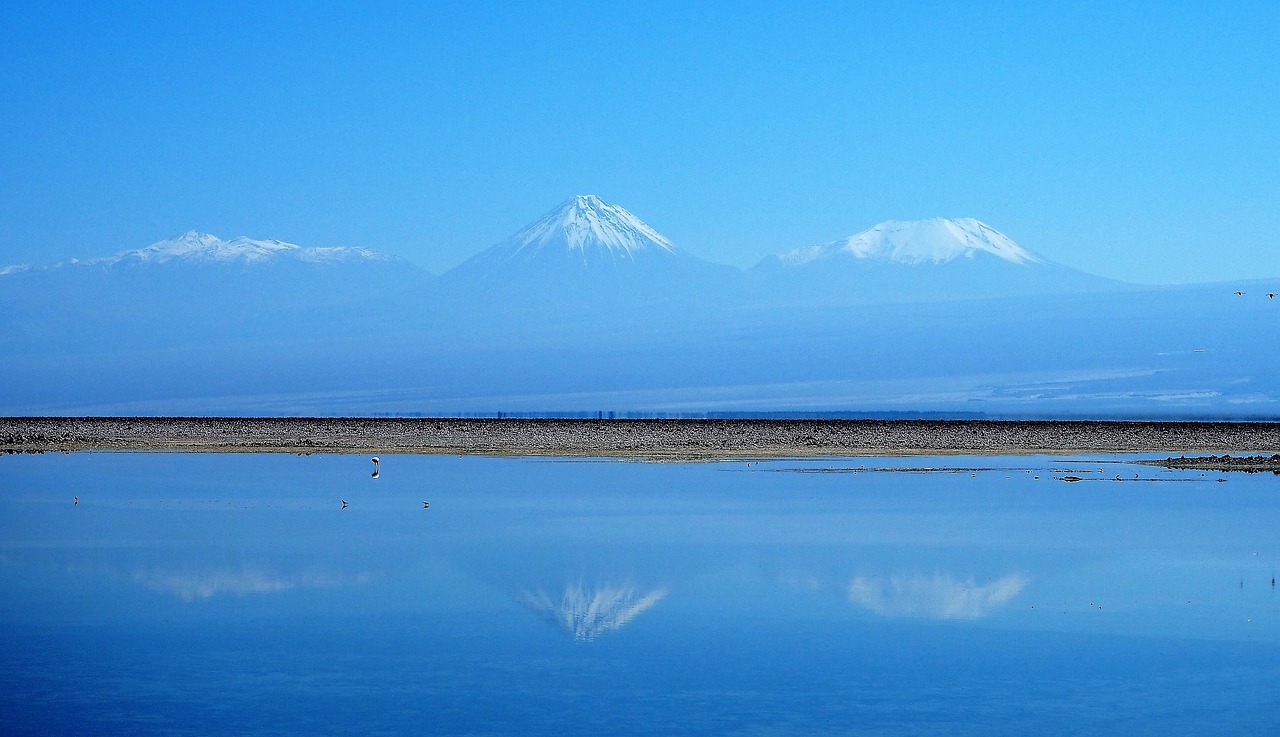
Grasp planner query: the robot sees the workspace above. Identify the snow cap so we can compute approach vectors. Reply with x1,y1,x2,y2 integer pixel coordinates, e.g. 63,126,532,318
779,218,1040,266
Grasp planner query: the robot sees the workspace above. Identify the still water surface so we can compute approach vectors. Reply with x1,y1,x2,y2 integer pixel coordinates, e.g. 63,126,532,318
1,453,1278,735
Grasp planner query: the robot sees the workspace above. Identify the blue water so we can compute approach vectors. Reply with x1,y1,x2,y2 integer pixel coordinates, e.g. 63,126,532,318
1,453,1278,735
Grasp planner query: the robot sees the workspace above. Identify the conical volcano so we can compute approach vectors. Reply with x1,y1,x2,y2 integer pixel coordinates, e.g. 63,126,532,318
442,194,739,308
488,194,678,264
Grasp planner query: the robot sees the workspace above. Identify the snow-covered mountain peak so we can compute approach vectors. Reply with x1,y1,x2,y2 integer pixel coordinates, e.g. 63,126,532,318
175,230,223,248
446,194,691,279
0,232,401,274
778,218,1041,267
507,194,677,259
105,232,301,265
133,230,271,257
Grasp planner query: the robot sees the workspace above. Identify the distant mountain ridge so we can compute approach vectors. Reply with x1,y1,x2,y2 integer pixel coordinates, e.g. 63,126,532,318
2,201,1097,289
0,230,431,352
0,197,1130,318
19,231,402,272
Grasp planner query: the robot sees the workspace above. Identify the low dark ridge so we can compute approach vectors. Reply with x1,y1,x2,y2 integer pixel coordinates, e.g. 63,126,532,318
1142,454,1280,473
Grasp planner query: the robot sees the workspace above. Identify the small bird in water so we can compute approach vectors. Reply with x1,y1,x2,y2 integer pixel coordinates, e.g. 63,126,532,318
341,499,348,509
371,456,380,479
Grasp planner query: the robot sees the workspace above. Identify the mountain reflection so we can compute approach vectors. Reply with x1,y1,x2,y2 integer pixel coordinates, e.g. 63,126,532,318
520,582,667,641
132,568,372,602
847,574,1029,619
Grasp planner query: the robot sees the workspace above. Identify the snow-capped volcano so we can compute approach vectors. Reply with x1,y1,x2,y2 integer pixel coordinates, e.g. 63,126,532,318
443,195,739,310
35,230,397,270
751,217,1119,302
509,194,677,261
487,194,676,264
448,194,699,278
0,230,431,348
777,218,1040,267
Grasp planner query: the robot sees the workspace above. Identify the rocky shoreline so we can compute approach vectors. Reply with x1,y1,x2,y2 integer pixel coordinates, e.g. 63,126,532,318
3,417,1280,458
1141,454,1280,473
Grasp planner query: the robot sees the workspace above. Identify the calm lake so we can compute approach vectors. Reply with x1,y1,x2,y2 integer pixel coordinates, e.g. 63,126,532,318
1,452,1277,735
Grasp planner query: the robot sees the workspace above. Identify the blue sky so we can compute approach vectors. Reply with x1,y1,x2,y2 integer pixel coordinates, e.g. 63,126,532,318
1,1,1276,284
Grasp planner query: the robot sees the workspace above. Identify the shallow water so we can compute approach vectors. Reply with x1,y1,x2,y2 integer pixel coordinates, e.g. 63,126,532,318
1,452,1277,735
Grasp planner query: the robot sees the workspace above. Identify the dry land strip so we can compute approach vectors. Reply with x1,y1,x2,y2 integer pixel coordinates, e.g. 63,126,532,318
3,417,1280,459
1140,454,1280,473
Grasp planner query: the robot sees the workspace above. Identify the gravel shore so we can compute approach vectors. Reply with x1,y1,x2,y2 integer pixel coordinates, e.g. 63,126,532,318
3,417,1280,458
1140,454,1280,473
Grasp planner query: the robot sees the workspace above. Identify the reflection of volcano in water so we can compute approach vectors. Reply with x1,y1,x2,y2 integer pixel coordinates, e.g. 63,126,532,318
520,583,667,641
848,574,1028,619
132,568,372,602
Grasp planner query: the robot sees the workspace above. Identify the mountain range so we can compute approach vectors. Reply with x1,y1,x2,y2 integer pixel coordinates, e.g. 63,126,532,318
0,195,1118,304
2,195,1278,417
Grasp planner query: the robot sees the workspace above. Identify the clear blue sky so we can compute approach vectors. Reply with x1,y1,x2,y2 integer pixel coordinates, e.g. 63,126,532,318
1,1,1276,284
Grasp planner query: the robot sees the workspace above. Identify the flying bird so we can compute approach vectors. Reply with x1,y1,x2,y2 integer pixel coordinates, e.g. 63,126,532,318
423,501,430,509
1235,291,1246,296
73,496,78,505
1269,293,1276,299
341,499,348,509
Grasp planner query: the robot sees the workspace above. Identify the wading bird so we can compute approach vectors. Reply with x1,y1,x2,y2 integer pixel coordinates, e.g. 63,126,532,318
371,456,380,479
